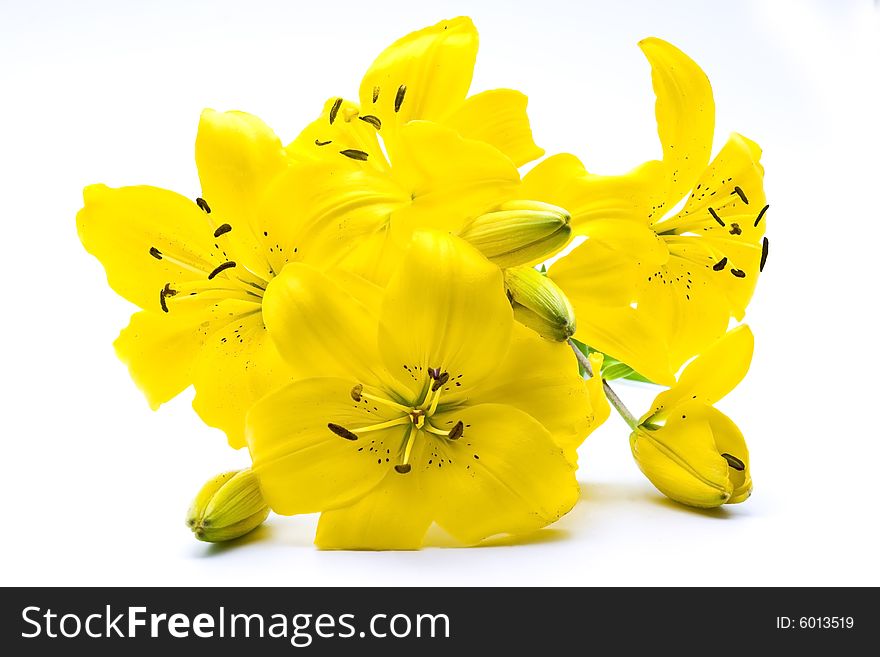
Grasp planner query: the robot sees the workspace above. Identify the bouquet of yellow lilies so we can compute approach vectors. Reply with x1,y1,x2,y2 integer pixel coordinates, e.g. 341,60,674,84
76,17,767,550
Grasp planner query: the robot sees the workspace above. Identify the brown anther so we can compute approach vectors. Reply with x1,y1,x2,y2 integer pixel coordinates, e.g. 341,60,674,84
448,421,464,440
394,464,412,474
350,384,364,402
328,423,359,441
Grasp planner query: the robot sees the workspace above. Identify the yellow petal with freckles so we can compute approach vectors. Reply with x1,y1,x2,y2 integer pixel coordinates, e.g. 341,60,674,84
114,308,206,410
379,231,512,398
262,262,385,385
635,258,730,373
359,17,478,138
423,404,578,545
247,377,403,515
77,184,217,311
445,89,545,167
521,154,667,229
315,471,433,550
254,160,405,275
645,324,754,422
630,414,732,508
469,324,595,450
191,302,289,448
640,37,715,213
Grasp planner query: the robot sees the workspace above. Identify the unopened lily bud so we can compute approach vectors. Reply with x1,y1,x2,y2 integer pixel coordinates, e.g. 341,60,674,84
504,266,576,341
186,469,270,543
630,403,752,509
459,200,571,268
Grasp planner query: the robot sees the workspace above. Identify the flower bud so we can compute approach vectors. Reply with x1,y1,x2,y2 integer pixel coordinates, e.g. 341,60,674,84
459,200,571,268
185,469,270,542
504,266,576,341
630,402,751,508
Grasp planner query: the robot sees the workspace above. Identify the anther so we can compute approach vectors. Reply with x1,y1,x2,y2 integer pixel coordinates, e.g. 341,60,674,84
431,372,450,392
328,423,359,441
329,98,343,125
196,197,211,214
315,139,332,146
708,207,725,227
159,283,177,313
448,421,464,440
394,85,406,112
754,204,769,227
732,186,749,204
760,237,769,272
149,246,162,260
712,256,728,272
358,114,381,129
340,149,369,161
207,261,237,280
213,223,232,238
350,384,364,402
728,223,742,236
394,464,412,474
428,367,440,380
730,268,746,278
372,86,380,103
721,453,746,471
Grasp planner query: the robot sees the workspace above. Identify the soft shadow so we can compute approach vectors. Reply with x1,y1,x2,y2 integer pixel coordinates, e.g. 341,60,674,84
648,495,734,519
190,524,274,558
577,480,737,519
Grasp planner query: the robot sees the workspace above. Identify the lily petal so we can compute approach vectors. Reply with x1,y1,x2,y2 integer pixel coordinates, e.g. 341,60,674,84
645,324,754,422
359,17,478,138
77,184,218,311
190,302,289,448
640,37,715,214
469,324,595,449
423,403,579,544
262,262,383,384
195,109,287,223
379,231,512,398
521,154,667,230
113,308,207,410
195,110,288,280
389,121,520,244
635,257,731,373
315,471,433,550
247,377,402,515
445,89,544,167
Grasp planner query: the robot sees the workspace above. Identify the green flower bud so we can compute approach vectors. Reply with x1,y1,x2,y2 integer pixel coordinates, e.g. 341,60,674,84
504,266,577,341
185,469,270,543
459,200,571,268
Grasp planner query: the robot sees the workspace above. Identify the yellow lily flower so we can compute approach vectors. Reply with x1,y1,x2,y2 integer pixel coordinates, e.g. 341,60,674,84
246,231,599,549
280,17,559,285
524,38,768,384
77,110,387,447
630,325,754,508
290,16,544,169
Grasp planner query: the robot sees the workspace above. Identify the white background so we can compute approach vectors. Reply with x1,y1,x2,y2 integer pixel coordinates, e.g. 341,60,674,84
1,0,878,586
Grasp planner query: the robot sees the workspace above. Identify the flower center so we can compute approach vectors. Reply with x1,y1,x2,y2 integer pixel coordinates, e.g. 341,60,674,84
148,197,283,314
331,369,465,475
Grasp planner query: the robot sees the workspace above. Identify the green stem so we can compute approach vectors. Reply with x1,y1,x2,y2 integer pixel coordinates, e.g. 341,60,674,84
567,339,639,431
